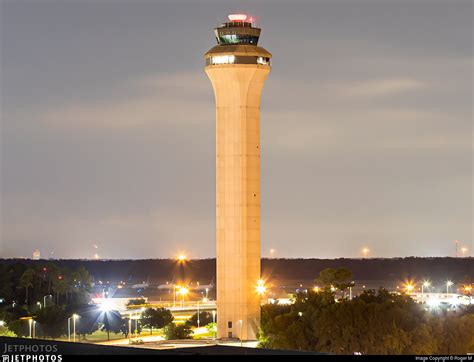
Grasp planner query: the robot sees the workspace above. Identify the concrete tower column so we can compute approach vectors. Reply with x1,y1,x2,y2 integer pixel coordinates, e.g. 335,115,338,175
204,14,271,341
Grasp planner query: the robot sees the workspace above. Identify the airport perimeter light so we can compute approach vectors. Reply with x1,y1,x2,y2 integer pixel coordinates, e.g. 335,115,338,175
404,282,415,294
177,254,187,263
100,298,113,312
362,248,370,258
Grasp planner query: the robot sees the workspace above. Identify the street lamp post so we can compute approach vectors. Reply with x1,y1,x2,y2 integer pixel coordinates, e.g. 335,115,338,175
173,285,177,308
73,314,78,342
67,317,71,342
197,301,200,328
68,314,79,342
28,319,32,338
422,281,430,302
205,288,209,299
43,295,51,308
179,287,188,307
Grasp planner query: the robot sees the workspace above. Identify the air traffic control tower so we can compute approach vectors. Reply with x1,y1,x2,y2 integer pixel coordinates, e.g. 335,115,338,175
205,14,271,341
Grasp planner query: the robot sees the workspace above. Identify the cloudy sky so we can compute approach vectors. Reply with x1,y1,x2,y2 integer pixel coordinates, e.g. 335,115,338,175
1,0,472,259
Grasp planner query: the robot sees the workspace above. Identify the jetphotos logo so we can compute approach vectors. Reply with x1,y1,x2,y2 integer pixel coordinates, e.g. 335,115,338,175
2,343,62,362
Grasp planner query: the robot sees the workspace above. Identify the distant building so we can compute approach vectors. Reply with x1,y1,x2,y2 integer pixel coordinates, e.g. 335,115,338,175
32,249,41,260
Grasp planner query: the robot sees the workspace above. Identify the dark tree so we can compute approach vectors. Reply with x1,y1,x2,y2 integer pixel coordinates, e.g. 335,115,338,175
316,267,354,292
99,310,123,340
35,306,68,339
164,323,193,340
126,298,146,306
186,311,214,328
141,308,173,334
259,288,474,355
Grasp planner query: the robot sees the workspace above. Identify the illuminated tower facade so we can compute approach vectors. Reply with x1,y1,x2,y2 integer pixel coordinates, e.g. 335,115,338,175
205,14,271,340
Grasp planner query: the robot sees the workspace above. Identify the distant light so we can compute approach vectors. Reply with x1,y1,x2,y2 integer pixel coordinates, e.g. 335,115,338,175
179,287,189,296
427,297,440,308
404,282,415,293
449,297,461,307
100,298,113,312
446,281,454,287
313,286,320,293
256,279,266,295
423,281,431,288
228,14,247,21
0,321,5,327
72,313,80,319
177,254,187,262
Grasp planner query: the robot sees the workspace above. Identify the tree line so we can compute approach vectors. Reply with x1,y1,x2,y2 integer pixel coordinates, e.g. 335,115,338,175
259,268,474,354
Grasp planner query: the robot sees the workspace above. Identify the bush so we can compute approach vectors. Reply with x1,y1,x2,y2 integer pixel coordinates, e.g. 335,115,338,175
164,323,193,340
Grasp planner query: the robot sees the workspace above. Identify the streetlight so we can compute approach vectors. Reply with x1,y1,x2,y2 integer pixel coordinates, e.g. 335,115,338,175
422,281,431,301
173,285,178,307
404,282,415,294
179,287,188,307
446,281,453,294
68,314,79,342
270,249,275,258
28,319,33,338
177,254,187,263
362,248,370,259
461,247,468,257
43,295,52,308
197,300,200,328
133,315,140,338
212,310,216,340
205,288,209,299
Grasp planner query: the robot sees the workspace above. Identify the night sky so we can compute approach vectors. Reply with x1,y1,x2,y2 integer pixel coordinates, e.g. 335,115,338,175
1,0,472,259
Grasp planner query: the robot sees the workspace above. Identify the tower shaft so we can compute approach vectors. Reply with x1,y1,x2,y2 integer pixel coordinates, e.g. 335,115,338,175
206,65,269,340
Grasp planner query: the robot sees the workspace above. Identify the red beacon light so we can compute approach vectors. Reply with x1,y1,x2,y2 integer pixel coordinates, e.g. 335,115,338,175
228,14,248,22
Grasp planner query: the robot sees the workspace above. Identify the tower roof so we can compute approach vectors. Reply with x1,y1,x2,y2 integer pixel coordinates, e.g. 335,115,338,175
205,15,271,66
204,44,272,59
214,14,262,46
